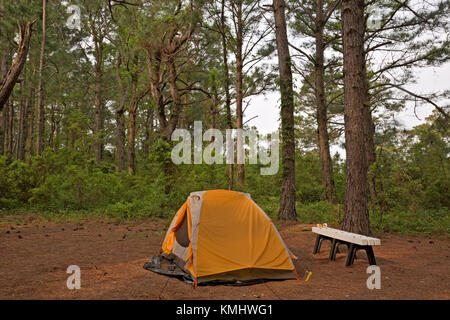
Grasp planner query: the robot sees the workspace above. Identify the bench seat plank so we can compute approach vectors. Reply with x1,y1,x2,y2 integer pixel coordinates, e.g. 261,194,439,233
312,227,380,246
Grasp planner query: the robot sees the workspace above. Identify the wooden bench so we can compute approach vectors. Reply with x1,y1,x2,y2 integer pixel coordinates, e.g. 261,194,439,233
312,226,380,266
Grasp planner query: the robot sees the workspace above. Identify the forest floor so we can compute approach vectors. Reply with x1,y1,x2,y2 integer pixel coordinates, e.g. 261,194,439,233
0,215,449,300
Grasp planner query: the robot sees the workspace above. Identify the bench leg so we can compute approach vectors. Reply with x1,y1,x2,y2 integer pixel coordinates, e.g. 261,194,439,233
345,245,377,266
332,240,349,260
350,246,357,265
313,234,322,254
345,244,356,266
329,238,338,260
365,246,377,265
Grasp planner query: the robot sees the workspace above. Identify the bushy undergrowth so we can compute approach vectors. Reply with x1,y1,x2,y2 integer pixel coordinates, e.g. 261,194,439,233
293,201,449,235
0,133,448,235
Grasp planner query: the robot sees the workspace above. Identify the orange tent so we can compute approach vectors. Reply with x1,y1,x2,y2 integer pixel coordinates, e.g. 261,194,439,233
147,190,298,285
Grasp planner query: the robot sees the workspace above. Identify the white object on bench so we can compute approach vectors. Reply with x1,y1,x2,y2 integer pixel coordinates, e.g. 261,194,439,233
312,227,381,246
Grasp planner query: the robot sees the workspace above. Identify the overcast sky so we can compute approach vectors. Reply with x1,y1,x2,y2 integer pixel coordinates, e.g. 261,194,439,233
242,60,450,158
245,61,450,134
241,60,450,158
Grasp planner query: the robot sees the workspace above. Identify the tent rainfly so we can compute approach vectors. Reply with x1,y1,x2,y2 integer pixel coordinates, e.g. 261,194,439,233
144,190,299,286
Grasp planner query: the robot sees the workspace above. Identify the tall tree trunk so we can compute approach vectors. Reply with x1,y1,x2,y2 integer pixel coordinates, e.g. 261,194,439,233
234,1,245,186
36,0,47,156
115,109,126,171
15,86,23,159
147,50,175,141
221,0,234,190
0,21,35,113
0,43,10,154
178,102,190,129
2,101,8,153
157,58,184,193
2,102,8,153
16,81,28,160
127,88,151,175
0,109,4,155
341,0,370,235
54,111,61,152
87,5,105,163
274,0,297,220
12,100,18,157
114,53,126,172
127,108,137,175
164,58,183,140
144,107,153,158
5,100,13,154
48,103,55,150
24,85,35,164
315,1,337,203
94,54,104,163
127,55,150,175
0,41,9,82
210,87,218,129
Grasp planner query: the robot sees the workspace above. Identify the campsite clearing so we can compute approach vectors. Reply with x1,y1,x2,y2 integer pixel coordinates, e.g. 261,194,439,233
0,216,448,300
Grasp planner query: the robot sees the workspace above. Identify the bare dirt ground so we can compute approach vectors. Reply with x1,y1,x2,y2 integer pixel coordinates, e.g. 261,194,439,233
0,216,449,300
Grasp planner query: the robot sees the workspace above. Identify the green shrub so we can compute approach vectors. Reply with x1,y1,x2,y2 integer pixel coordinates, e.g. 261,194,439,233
296,201,339,225
371,208,450,235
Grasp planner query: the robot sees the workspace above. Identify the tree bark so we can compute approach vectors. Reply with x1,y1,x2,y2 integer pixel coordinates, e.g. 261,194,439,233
0,21,35,113
114,54,127,172
0,109,4,155
36,0,47,156
167,58,183,136
16,81,28,160
147,48,166,137
93,42,104,163
147,49,178,141
144,4,195,142
127,108,137,175
221,0,234,190
48,104,55,150
127,84,138,175
234,2,245,186
274,0,297,220
5,100,13,154
2,102,8,153
24,84,35,164
127,84,151,174
145,11,195,141
341,0,370,235
0,41,9,82
15,86,24,159
144,107,153,158
115,109,126,171
209,86,218,130
0,43,10,154
315,0,337,203
127,51,151,174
